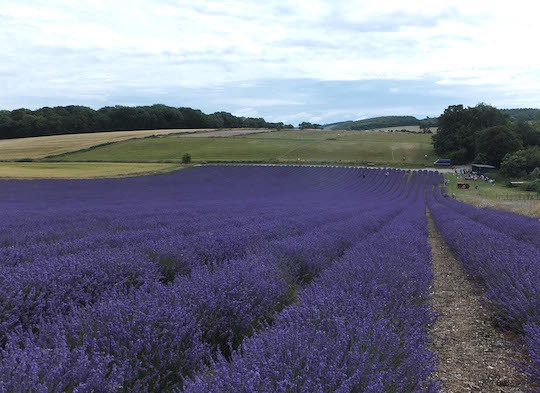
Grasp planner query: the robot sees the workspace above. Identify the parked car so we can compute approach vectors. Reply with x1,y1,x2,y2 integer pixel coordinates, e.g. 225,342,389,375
433,158,451,166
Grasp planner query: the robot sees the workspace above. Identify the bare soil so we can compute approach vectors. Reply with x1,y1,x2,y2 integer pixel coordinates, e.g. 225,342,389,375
427,211,528,392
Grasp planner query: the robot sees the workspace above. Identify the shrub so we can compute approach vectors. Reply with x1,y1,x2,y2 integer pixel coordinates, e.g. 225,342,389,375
182,153,192,164
500,152,527,178
500,147,540,178
529,167,540,180
520,179,540,192
448,148,468,164
475,126,522,167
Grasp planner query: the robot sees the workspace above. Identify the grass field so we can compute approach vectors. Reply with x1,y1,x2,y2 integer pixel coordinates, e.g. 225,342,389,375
50,129,435,165
0,129,213,160
444,173,539,216
0,128,537,215
0,162,183,179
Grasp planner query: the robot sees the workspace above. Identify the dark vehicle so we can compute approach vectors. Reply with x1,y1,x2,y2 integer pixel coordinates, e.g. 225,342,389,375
433,158,451,166
471,164,496,174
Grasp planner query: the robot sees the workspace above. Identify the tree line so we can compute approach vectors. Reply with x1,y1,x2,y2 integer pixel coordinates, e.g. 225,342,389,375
501,108,540,122
298,122,323,129
0,105,294,139
433,103,540,179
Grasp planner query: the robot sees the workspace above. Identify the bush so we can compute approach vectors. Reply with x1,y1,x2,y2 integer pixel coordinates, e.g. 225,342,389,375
500,153,527,178
473,153,490,164
529,167,540,180
500,147,540,178
474,126,522,167
513,120,540,147
520,179,540,192
182,153,192,164
448,148,468,164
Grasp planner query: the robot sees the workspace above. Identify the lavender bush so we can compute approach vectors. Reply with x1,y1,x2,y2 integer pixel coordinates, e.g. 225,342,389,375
183,171,438,392
428,182,540,385
3,165,532,391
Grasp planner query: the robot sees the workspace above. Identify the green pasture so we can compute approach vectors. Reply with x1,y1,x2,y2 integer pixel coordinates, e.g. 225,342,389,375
50,130,435,166
443,173,539,216
443,172,533,200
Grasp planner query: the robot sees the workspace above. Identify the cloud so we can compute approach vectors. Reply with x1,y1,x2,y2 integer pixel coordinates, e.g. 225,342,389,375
0,0,539,123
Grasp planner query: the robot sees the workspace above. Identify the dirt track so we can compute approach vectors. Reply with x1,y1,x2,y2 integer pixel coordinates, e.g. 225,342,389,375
427,211,528,392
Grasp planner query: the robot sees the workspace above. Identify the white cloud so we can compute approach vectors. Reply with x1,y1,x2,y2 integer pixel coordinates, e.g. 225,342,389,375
0,0,539,118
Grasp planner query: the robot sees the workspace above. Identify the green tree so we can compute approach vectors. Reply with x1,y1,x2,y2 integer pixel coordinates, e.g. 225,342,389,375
500,147,540,178
299,122,322,129
474,125,522,167
181,153,192,164
513,120,539,147
0,105,286,140
500,153,527,177
206,113,225,128
419,124,431,133
243,117,267,128
433,103,508,162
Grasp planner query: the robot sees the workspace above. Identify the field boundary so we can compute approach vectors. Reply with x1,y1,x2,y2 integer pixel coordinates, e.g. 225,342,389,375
44,157,445,169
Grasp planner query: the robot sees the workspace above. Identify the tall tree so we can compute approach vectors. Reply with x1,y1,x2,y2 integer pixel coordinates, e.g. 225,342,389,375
513,120,540,147
433,103,508,162
474,125,522,167
0,105,287,139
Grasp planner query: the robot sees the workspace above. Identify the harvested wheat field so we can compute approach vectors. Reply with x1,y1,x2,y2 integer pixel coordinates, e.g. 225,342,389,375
0,162,183,179
0,129,213,161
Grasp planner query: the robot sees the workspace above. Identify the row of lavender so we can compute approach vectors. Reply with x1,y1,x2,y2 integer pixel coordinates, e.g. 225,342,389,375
0,166,439,391
428,177,540,384
184,171,438,392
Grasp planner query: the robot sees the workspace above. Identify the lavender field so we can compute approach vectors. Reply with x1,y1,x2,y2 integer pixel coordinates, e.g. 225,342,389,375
0,166,538,392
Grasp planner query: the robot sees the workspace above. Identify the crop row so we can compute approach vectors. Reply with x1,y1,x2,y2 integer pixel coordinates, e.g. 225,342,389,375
428,182,540,384
184,171,438,392
0,167,433,391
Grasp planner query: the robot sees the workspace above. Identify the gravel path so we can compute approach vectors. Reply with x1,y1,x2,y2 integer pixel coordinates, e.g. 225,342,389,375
427,211,528,392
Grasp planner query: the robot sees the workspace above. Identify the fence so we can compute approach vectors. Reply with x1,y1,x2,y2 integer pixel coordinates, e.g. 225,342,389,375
492,192,540,201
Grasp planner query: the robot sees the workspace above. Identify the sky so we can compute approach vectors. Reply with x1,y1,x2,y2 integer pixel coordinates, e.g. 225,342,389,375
1,0,539,125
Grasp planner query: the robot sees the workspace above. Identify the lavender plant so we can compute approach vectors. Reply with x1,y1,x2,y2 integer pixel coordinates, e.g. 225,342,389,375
428,182,540,384
7,166,525,391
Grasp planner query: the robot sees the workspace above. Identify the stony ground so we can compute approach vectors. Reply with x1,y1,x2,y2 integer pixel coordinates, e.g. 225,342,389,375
427,211,529,392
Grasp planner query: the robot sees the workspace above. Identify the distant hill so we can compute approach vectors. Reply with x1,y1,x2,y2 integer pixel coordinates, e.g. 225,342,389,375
323,120,354,129
501,108,539,121
325,116,437,130
324,108,540,131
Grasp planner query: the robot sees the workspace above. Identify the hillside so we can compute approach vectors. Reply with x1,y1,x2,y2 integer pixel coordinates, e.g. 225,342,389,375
47,129,434,166
325,116,438,130
501,108,539,121
0,128,437,179
325,108,540,131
